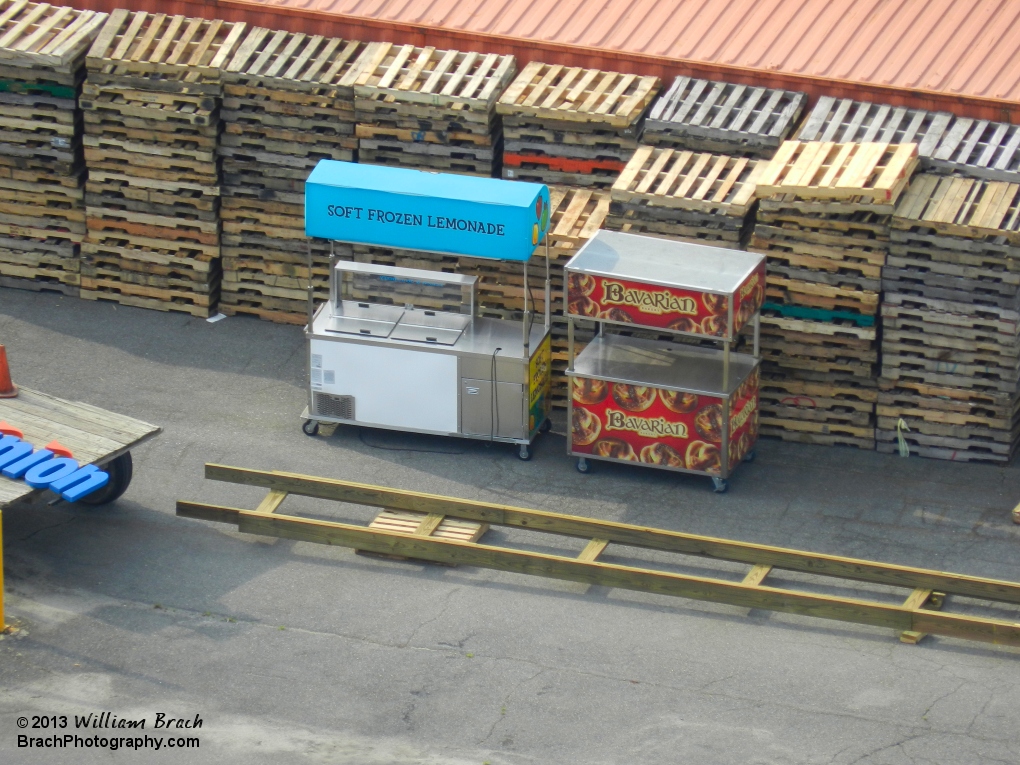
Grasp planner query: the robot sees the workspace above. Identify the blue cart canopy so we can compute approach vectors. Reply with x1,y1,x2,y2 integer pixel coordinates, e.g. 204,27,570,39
305,161,551,262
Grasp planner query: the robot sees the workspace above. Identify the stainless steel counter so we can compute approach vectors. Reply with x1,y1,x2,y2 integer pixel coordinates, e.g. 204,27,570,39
569,334,757,396
311,303,548,362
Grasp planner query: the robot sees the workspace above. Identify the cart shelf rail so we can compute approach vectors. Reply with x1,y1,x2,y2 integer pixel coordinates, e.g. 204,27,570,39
179,464,1020,649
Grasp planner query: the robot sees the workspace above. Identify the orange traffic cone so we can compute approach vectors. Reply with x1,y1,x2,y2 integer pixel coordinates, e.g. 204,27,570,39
0,345,16,398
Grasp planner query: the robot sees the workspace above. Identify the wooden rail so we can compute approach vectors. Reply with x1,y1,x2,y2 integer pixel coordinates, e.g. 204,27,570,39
177,464,1020,649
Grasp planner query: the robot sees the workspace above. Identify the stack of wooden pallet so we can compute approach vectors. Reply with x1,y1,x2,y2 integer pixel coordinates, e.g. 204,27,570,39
750,141,920,448
497,62,659,189
643,77,805,158
0,1,106,295
218,27,363,323
878,174,1020,462
607,146,762,247
351,42,515,177
79,10,245,317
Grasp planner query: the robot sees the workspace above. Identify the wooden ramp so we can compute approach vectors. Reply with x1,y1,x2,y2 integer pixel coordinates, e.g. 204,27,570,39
178,464,1020,650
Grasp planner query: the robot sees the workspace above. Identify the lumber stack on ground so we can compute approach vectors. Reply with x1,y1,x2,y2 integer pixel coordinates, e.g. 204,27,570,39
750,141,920,449
218,26,363,324
335,187,608,406
878,174,1020,463
644,77,805,158
80,10,245,317
351,42,515,177
497,62,659,189
607,146,762,247
0,1,106,296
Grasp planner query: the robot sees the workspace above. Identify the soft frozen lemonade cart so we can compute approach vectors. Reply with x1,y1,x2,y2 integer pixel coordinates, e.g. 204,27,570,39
566,231,765,491
302,161,552,458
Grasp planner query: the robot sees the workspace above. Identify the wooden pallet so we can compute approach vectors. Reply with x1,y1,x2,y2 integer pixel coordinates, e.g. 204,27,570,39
0,271,76,294
756,141,919,204
759,421,875,449
875,427,1017,463
881,292,1020,339
881,272,1020,311
357,508,489,564
645,77,804,156
351,42,515,112
223,26,364,96
86,9,245,81
877,387,1019,424
0,1,107,72
611,147,762,215
892,174,1020,244
796,97,951,159
766,275,880,314
347,42,512,174
80,278,216,317
497,62,657,128
928,118,1020,183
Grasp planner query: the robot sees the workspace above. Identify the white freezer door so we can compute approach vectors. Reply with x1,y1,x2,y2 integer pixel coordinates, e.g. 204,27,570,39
311,339,458,433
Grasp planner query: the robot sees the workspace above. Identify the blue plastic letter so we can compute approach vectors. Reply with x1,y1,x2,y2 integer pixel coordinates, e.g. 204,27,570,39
1,448,53,479
49,464,110,503
0,434,32,469
25,457,80,488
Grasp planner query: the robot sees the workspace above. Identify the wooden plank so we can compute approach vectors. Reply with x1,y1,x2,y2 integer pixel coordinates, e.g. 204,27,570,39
742,564,772,586
254,489,287,514
413,512,445,537
577,538,609,562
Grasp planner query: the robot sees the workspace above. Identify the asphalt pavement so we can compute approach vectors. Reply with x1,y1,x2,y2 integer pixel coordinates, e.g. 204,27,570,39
1,286,1019,764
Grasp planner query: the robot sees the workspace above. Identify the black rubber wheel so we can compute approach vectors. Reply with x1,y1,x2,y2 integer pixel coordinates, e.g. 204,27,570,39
540,418,552,434
302,419,320,436
77,452,133,506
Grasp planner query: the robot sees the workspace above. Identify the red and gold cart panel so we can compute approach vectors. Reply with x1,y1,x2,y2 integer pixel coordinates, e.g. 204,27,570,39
571,373,760,477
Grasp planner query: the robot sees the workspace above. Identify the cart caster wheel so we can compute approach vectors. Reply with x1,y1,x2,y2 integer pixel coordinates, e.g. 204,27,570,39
77,452,133,506
576,457,590,474
540,418,552,434
302,420,320,437
744,449,756,463
517,444,532,461
711,477,728,493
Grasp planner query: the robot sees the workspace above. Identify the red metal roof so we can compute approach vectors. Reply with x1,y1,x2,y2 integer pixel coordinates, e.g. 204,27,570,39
68,0,1020,120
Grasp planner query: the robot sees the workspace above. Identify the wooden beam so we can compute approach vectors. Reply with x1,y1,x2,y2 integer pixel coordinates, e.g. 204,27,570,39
202,465,1020,605
413,512,445,537
175,500,1020,648
899,589,946,645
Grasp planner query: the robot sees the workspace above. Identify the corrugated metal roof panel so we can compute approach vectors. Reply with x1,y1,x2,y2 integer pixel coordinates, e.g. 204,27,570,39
252,0,1020,100
65,0,1020,119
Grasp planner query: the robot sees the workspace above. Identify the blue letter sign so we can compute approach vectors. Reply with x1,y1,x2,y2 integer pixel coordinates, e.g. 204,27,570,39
0,434,109,502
